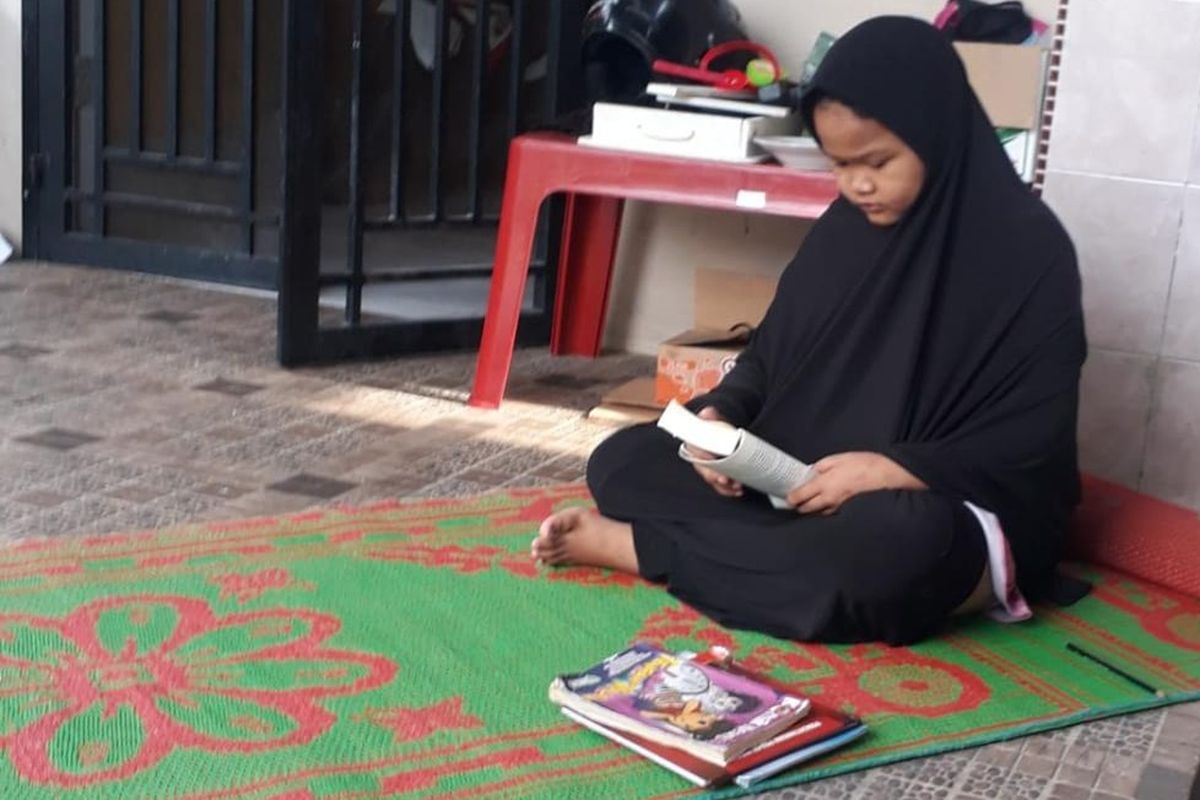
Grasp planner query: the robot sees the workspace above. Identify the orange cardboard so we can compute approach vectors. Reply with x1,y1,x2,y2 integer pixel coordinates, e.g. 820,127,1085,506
654,269,777,406
588,378,664,424
694,268,778,330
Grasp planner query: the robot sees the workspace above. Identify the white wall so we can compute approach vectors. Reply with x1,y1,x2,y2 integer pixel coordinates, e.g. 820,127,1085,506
603,0,1059,354
735,0,1058,66
0,0,21,251
1040,0,1200,508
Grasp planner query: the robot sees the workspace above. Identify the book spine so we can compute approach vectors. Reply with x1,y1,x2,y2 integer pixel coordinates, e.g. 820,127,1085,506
561,708,714,788
551,691,728,765
733,725,868,788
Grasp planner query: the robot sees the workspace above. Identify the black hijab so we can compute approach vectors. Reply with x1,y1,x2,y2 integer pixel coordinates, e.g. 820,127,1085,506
698,17,1086,594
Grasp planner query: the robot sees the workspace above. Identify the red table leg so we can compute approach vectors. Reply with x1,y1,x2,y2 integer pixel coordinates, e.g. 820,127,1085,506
470,133,836,409
551,194,625,357
468,144,549,409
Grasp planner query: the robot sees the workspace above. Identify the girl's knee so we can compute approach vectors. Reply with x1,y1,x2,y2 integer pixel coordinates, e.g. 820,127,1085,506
586,426,650,507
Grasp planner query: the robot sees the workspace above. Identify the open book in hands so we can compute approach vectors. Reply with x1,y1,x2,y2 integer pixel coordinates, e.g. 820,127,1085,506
657,401,813,509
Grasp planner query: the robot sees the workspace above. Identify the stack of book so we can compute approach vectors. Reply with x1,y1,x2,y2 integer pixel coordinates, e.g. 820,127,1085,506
549,644,867,789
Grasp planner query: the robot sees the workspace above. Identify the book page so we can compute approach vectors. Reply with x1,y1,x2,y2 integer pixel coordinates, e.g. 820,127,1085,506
678,433,811,509
658,401,812,508
657,401,741,457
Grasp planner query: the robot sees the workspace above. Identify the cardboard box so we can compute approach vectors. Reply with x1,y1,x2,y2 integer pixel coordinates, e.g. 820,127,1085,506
955,42,1048,131
588,377,664,424
655,332,746,406
654,268,777,406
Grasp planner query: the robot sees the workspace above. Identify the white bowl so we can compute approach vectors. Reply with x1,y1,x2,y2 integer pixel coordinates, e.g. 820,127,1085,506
754,136,831,171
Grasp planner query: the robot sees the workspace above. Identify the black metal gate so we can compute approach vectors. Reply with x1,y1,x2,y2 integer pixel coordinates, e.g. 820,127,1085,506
277,0,583,364
24,0,278,287
23,0,583,363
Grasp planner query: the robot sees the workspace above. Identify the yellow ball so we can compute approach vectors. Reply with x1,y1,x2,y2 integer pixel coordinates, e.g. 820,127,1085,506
745,58,779,87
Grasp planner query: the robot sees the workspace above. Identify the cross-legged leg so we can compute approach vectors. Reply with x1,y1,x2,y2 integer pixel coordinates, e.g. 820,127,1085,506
567,423,990,645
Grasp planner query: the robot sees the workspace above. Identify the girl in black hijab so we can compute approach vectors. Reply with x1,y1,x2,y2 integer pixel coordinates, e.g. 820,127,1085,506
530,16,1086,645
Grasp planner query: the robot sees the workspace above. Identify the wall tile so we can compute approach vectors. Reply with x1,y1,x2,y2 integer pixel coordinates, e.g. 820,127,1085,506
1191,108,1200,186
1163,188,1200,360
1048,50,1200,183
1042,172,1183,354
1077,349,1156,489
1066,0,1200,67
1050,1,1200,182
1141,359,1200,508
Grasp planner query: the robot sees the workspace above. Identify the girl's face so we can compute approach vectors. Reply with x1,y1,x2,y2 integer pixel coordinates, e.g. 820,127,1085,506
813,99,926,227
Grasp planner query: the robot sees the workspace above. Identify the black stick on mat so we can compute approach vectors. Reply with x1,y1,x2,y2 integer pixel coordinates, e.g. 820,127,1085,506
1066,642,1165,698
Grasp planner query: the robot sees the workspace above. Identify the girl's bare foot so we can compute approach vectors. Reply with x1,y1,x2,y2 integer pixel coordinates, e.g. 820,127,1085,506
530,508,639,575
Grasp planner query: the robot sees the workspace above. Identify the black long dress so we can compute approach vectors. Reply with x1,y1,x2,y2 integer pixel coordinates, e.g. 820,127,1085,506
587,17,1086,645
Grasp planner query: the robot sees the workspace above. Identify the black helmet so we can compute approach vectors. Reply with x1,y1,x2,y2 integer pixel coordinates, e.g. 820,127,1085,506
582,0,748,102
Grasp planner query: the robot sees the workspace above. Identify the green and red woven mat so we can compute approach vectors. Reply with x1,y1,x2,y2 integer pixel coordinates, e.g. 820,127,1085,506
0,486,1197,799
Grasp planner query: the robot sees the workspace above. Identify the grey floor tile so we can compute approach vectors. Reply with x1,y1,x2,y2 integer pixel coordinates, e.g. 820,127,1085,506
266,473,359,500
1043,783,1091,800
1135,763,1194,799
141,309,200,324
193,377,267,397
0,343,54,359
14,428,104,451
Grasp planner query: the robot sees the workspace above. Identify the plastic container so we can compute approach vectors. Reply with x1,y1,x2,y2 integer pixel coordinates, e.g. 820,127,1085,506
754,136,831,171
584,102,796,163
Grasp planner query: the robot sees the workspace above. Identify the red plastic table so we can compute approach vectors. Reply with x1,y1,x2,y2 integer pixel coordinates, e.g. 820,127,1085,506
468,132,840,409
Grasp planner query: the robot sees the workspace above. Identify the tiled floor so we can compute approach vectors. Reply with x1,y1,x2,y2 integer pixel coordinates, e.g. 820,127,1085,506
1,260,1198,800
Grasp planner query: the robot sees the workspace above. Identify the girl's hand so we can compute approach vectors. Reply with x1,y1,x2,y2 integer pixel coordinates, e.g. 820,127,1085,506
687,407,744,498
785,452,925,515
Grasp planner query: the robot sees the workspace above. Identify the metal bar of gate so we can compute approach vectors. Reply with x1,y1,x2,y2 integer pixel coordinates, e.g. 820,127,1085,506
388,0,409,223
92,0,106,234
507,0,525,144
64,187,279,224
130,0,142,152
319,267,494,288
361,216,441,232
534,2,584,316
466,0,489,222
345,0,366,323
103,148,242,175
203,0,217,162
166,0,180,159
278,0,324,366
427,0,446,223
544,0,563,127
240,0,256,253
